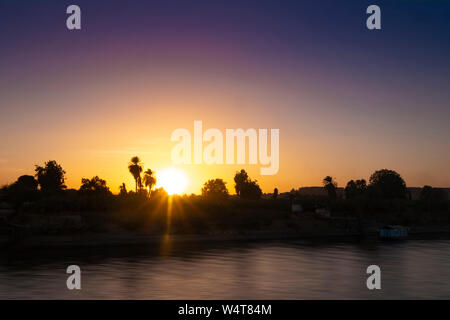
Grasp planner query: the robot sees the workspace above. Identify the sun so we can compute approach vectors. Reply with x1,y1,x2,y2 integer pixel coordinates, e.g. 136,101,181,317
155,167,189,195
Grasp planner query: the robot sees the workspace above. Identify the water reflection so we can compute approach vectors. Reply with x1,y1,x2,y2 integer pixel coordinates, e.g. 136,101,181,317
1,240,450,299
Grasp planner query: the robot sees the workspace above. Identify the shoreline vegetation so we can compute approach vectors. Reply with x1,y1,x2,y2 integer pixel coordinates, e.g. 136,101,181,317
1,158,450,249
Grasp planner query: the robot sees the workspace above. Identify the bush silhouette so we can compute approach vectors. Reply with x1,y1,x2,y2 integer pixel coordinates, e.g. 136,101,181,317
202,179,229,199
79,176,111,196
345,179,367,199
17,175,39,190
119,183,128,196
273,188,278,200
1,175,39,207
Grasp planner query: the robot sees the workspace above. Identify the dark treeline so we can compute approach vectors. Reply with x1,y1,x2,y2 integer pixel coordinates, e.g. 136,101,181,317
287,170,449,225
0,158,449,235
0,158,268,234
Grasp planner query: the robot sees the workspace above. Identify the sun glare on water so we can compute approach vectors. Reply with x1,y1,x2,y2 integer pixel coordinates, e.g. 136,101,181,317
156,168,189,195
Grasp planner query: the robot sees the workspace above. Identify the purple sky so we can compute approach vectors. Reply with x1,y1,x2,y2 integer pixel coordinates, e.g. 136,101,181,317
1,0,449,192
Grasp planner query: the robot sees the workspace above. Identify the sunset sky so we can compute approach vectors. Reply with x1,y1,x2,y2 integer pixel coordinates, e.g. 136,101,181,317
1,0,449,194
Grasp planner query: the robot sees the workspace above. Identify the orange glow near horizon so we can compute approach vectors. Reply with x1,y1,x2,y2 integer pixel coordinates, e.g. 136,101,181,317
1,50,450,193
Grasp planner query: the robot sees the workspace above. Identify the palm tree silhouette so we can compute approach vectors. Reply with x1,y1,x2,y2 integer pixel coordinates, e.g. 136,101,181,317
143,169,156,194
128,156,143,192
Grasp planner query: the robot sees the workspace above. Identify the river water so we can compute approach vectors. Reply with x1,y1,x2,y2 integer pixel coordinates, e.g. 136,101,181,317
1,239,449,299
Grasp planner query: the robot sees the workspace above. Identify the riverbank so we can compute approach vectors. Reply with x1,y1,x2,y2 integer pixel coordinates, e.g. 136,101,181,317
3,224,450,251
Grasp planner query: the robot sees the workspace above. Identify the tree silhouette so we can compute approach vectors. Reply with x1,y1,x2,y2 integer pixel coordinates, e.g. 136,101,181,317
202,179,229,199
345,179,367,199
234,169,249,196
128,156,143,192
79,176,111,195
35,160,66,192
368,169,406,199
322,176,337,199
143,169,157,194
234,169,262,200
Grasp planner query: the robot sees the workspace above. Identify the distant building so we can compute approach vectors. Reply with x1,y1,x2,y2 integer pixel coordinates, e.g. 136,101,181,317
274,187,450,200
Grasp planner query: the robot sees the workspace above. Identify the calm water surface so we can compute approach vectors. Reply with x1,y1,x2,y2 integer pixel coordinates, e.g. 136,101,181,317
1,239,449,299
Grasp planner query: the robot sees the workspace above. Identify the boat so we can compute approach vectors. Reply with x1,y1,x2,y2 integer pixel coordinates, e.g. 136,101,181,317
379,225,408,239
